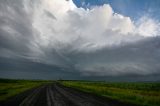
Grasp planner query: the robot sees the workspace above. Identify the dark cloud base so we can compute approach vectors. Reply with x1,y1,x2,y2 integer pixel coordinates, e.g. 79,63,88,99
0,57,160,81
0,57,80,80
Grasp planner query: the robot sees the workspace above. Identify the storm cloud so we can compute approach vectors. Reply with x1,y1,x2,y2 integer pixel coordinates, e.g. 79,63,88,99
0,0,160,80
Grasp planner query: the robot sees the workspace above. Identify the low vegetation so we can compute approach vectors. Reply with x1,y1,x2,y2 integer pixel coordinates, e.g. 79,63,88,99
62,81,160,106
0,78,51,101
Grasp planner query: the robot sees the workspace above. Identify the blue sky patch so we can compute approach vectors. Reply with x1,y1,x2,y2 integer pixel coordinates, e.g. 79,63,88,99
73,0,160,21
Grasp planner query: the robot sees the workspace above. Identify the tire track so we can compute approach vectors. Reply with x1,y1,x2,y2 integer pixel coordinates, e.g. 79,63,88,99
54,84,108,106
19,86,45,106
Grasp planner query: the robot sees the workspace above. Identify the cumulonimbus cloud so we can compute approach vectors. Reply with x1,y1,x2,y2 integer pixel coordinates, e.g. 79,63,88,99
0,0,160,77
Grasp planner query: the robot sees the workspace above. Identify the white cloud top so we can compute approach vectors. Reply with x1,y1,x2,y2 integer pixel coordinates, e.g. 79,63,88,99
30,0,159,52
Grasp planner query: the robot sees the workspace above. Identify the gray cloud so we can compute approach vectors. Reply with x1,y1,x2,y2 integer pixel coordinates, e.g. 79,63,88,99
73,37,160,76
0,0,160,80
44,10,57,20
0,0,34,58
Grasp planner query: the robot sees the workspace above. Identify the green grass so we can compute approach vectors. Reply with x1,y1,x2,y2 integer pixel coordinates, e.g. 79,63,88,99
61,81,160,106
0,78,51,101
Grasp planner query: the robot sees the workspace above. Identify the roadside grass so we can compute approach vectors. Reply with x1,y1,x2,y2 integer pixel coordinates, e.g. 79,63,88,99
0,78,51,101
61,81,160,106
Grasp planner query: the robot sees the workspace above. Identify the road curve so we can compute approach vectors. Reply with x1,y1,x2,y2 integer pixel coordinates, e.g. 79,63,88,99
0,83,137,106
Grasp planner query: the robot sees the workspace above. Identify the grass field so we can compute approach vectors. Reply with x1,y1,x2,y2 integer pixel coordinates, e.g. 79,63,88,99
62,81,160,106
0,79,51,101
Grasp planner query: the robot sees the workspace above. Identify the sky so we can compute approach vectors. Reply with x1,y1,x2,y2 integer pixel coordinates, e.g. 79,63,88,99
73,0,160,20
0,0,160,81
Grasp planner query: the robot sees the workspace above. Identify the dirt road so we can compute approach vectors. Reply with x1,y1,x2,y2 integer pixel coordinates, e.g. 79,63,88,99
0,83,137,106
